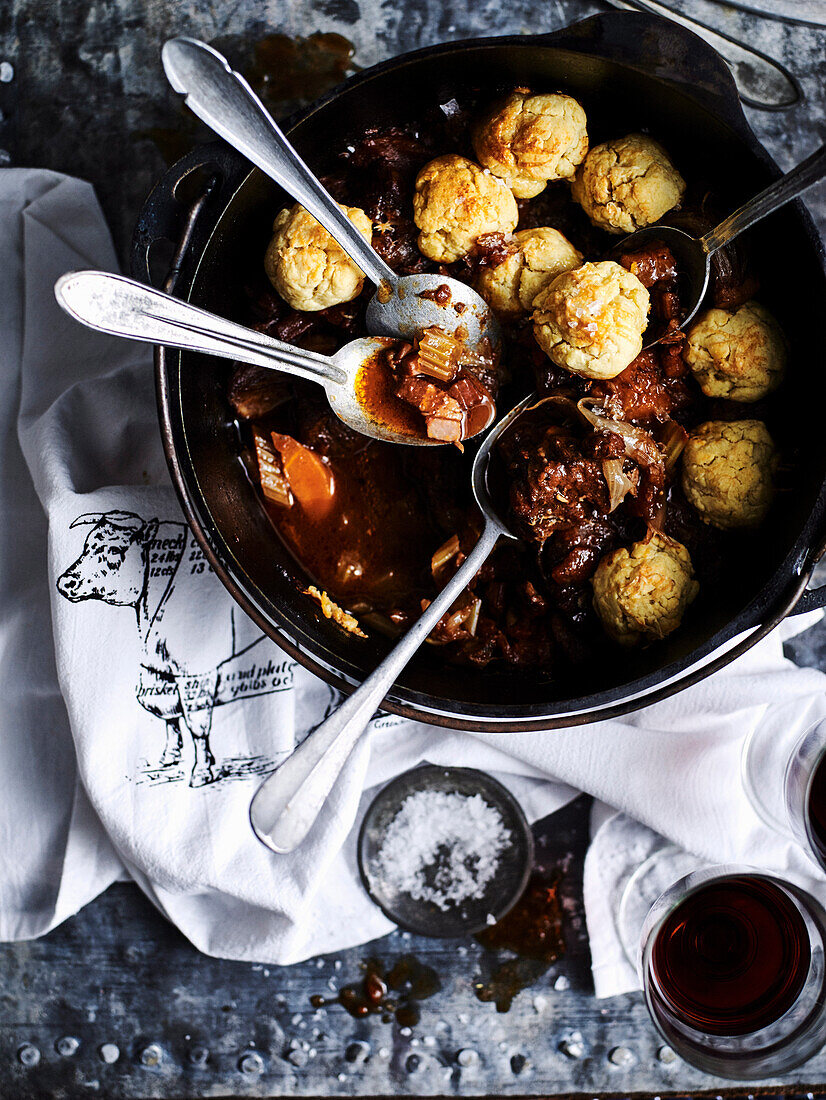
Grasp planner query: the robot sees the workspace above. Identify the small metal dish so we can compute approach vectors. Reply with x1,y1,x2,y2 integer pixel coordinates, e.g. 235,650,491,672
358,765,534,938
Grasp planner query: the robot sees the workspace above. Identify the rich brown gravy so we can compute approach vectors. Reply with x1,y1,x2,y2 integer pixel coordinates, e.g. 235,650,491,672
355,335,496,445
262,427,452,623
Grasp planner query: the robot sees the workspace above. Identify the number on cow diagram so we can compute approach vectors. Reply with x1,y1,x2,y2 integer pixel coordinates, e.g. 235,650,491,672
56,510,300,788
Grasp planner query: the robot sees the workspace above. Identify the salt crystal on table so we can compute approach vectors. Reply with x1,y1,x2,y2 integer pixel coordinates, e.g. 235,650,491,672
375,790,510,911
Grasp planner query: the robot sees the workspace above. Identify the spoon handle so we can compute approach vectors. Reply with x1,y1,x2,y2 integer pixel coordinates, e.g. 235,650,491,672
54,271,346,388
162,37,396,290
702,144,826,254
249,522,501,854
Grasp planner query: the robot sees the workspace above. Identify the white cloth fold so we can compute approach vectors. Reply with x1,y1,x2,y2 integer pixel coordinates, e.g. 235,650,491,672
3,168,826,981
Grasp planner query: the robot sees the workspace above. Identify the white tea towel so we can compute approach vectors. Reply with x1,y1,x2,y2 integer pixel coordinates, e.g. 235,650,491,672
5,167,826,974
0,169,124,940
4,168,576,963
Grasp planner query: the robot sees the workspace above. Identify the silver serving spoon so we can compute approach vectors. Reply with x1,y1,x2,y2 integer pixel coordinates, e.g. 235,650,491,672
249,395,530,854
54,271,493,446
617,142,826,342
161,37,501,357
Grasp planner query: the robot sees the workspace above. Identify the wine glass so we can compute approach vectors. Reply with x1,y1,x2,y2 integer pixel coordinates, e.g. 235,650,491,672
617,842,705,970
742,710,826,870
639,865,826,1078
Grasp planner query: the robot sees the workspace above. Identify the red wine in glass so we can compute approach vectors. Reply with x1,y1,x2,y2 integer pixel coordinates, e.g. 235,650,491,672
649,875,811,1036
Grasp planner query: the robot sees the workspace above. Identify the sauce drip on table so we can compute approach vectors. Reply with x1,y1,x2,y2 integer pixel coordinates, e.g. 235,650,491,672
310,954,441,1026
474,874,566,1012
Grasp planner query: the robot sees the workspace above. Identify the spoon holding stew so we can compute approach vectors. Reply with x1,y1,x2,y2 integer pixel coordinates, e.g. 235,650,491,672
249,395,531,855
161,37,502,359
54,271,495,446
614,143,826,342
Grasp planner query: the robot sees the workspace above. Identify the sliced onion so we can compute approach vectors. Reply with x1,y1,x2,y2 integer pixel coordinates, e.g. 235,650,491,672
577,398,664,475
422,593,482,643
602,458,639,513
524,394,579,419
662,420,689,475
465,597,482,638
253,429,293,508
431,533,461,575
643,520,680,549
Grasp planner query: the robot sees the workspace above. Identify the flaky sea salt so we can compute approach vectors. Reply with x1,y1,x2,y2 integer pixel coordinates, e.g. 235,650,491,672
376,790,510,910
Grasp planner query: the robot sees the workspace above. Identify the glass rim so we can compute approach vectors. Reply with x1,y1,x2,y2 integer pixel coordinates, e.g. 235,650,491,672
796,731,826,864
637,866,826,1078
640,867,825,1040
638,863,790,969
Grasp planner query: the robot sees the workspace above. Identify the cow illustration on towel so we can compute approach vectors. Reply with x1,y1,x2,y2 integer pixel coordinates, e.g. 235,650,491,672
56,509,297,787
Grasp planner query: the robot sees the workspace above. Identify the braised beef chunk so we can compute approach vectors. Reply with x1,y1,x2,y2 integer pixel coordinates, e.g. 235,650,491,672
396,375,465,442
345,125,434,175
229,364,291,420
365,327,496,443
449,374,496,438
619,241,678,287
418,283,452,305
618,239,688,353
592,350,694,424
256,310,317,345
340,125,438,277
458,231,520,280
540,519,615,587
625,459,667,527
500,415,609,543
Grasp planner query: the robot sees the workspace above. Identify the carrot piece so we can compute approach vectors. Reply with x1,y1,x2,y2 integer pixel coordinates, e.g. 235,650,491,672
270,433,336,522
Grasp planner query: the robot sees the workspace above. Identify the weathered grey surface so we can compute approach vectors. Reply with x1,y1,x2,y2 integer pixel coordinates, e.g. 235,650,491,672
1,0,826,1096
1,0,825,260
4,798,826,1100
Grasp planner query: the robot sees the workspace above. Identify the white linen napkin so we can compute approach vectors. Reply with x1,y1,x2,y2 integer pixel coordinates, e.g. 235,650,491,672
582,673,826,998
5,167,826,976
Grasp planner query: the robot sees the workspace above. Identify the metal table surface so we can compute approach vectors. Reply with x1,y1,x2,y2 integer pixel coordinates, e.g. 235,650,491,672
1,0,826,1096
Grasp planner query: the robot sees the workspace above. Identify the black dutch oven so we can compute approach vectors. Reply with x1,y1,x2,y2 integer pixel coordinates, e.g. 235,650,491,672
133,11,826,732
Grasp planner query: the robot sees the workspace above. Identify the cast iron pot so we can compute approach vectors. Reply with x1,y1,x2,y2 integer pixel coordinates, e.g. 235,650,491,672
133,11,826,732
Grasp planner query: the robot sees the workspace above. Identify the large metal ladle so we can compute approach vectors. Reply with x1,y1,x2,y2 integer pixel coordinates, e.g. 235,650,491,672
161,37,502,357
249,396,530,854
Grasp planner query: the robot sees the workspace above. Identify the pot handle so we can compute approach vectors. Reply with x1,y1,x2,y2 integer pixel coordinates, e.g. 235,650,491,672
536,10,750,138
793,585,826,616
787,533,826,616
131,141,250,292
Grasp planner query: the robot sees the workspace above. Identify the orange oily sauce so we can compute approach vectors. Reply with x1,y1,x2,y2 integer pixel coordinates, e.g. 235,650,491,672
355,350,425,439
